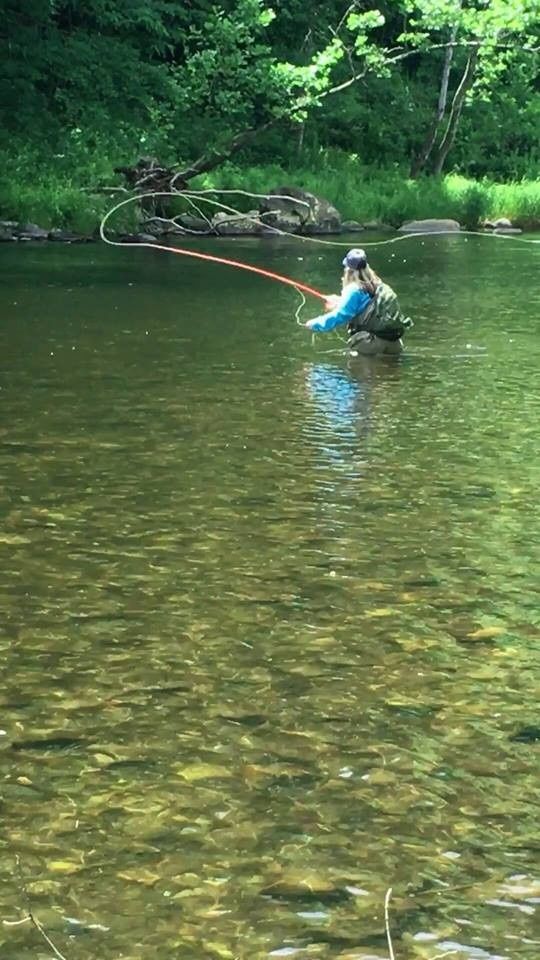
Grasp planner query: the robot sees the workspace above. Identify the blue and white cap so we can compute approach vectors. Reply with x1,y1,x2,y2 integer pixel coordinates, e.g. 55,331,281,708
342,248,368,270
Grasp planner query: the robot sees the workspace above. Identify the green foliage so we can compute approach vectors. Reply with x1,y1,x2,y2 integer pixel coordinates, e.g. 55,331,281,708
0,146,138,232
199,158,540,227
0,0,538,226
489,178,540,227
1,141,538,230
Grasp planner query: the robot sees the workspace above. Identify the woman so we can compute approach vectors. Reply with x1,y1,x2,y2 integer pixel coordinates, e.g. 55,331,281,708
305,248,412,355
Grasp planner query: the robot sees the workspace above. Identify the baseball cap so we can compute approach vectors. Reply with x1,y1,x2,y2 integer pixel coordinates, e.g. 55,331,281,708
342,248,368,270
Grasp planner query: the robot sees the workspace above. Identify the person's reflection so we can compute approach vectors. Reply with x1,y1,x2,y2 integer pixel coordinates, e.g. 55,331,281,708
303,358,402,466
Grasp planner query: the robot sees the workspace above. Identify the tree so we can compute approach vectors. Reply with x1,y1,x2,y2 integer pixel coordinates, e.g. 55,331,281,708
167,0,540,182
0,0,538,183
405,0,540,176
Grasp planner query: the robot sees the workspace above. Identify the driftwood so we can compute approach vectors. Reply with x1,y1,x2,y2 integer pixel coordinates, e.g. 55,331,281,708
113,157,188,193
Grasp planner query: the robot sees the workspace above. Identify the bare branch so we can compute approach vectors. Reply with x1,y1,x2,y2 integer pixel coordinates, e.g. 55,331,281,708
433,44,479,173
297,34,537,110
410,18,460,177
82,186,129,194
173,121,275,184
335,2,360,35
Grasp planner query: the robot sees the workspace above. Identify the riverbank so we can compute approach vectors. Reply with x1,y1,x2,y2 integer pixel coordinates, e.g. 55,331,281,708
1,151,539,237
202,161,540,231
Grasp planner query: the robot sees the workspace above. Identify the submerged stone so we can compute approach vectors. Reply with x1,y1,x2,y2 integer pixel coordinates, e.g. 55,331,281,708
177,762,232,781
510,725,540,743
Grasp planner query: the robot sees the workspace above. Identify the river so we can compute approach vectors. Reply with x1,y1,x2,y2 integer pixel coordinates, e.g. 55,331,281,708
1,235,539,959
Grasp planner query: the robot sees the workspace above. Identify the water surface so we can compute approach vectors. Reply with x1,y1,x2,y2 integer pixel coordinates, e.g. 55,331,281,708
1,235,539,960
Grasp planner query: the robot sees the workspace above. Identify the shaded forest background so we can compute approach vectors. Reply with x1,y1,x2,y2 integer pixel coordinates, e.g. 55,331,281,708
1,0,539,229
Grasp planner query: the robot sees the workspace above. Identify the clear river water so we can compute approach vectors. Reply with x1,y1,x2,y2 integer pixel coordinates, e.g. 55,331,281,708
0,234,539,960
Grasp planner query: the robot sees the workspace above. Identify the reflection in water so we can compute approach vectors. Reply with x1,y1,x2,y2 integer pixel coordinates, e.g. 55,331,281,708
303,359,405,484
305,362,371,455
0,240,539,960
306,362,366,418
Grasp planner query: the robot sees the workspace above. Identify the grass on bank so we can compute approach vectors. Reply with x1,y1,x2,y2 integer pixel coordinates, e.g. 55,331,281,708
199,158,540,230
1,148,539,232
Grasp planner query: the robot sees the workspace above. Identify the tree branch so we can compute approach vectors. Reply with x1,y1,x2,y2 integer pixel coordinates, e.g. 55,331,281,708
82,186,129,194
172,121,275,184
433,44,480,174
410,20,459,177
166,36,537,185
295,36,538,110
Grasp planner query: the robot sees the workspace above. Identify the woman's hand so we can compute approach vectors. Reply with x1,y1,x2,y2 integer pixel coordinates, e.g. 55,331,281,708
324,294,340,311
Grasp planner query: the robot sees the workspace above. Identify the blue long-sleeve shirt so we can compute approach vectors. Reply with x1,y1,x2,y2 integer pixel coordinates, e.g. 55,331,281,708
307,284,372,333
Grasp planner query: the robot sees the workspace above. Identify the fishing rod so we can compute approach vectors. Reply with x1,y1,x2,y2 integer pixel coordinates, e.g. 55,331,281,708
100,192,327,302
100,188,539,321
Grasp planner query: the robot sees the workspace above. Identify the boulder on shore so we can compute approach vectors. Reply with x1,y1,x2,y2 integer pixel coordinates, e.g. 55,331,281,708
363,220,394,231
0,220,18,240
174,213,211,233
212,210,261,235
485,217,512,229
398,218,461,233
139,219,170,237
15,222,49,240
49,229,90,242
484,217,522,234
493,226,522,234
119,233,158,244
259,186,342,235
134,233,159,243
342,220,365,232
0,221,93,242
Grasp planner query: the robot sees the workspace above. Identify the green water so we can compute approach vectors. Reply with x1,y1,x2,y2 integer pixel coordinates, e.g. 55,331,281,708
1,236,539,960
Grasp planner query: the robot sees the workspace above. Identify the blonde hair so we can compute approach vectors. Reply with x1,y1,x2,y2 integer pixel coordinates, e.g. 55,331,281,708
342,264,381,297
